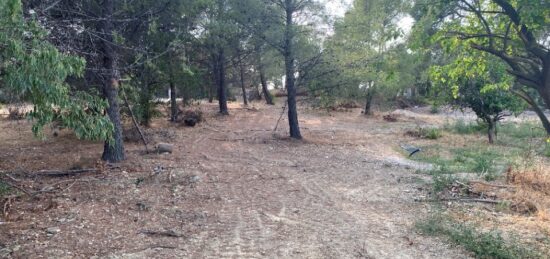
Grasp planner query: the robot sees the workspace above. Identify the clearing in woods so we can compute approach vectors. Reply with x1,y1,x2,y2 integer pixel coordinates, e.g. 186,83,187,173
1,102,470,258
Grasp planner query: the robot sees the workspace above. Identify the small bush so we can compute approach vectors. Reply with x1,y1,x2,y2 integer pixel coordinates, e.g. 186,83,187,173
0,180,11,198
430,105,440,114
416,216,542,259
405,127,442,140
182,109,204,127
425,128,442,139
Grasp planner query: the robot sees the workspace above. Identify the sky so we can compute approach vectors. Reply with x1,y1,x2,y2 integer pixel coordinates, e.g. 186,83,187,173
322,0,415,35
323,0,353,18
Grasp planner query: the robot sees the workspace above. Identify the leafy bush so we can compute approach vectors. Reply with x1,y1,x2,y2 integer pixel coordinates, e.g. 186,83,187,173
425,128,442,139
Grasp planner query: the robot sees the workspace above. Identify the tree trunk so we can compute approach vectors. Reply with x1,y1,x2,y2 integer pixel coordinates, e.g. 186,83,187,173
170,79,177,122
364,88,374,115
487,119,496,144
238,59,248,106
208,82,214,103
140,80,151,127
284,1,301,139
217,49,229,115
259,62,274,105
100,0,125,162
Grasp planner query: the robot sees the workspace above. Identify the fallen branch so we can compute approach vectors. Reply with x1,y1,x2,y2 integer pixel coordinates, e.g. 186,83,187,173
139,229,185,238
34,168,98,177
273,101,288,132
210,138,246,142
468,180,515,189
121,86,149,154
415,197,503,204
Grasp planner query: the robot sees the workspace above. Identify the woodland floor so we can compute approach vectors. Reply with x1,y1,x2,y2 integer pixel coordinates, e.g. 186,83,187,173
0,101,546,258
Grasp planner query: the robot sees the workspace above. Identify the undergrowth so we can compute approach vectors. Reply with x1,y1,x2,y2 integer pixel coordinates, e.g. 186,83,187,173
0,180,11,198
413,121,549,190
416,215,543,259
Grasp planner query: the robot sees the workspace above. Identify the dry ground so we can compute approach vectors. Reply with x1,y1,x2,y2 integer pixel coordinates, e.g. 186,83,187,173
0,101,506,258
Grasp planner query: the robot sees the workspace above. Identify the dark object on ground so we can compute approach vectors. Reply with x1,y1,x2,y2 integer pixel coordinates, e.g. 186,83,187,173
248,89,261,101
383,114,398,122
7,107,25,120
184,118,197,127
139,229,184,238
182,109,203,127
36,169,98,177
156,143,173,154
400,144,421,157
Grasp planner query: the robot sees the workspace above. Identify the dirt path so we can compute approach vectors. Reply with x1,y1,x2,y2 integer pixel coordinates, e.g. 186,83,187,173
0,102,468,258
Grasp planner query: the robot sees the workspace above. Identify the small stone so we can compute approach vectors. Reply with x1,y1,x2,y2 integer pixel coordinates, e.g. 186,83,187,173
46,227,60,235
156,143,174,154
189,175,201,183
535,234,548,242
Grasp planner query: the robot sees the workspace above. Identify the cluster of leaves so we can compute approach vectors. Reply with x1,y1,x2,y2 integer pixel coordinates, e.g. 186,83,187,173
0,0,112,141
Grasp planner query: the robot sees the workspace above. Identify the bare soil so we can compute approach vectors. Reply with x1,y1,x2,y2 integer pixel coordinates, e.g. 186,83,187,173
0,102,472,258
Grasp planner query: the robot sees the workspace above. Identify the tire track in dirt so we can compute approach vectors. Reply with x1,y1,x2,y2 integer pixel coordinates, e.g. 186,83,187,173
1,103,470,258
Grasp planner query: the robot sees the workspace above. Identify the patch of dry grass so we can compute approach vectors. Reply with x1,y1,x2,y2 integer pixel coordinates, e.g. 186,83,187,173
506,161,550,221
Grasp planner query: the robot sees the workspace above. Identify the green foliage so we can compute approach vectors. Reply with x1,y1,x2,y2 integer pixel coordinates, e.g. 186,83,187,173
425,128,442,140
309,0,414,107
0,0,112,141
430,50,525,125
408,126,442,140
544,143,550,158
412,0,549,134
416,215,542,259
431,171,456,193
0,180,11,198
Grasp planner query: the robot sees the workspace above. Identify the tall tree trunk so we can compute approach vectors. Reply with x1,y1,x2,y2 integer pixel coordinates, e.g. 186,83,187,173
208,82,214,103
217,49,229,115
237,57,248,106
259,62,274,105
139,66,152,127
487,118,496,144
234,49,248,106
364,89,374,115
170,79,177,122
284,1,301,139
100,0,125,162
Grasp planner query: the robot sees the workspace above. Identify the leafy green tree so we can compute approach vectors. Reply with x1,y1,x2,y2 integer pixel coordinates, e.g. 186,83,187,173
321,0,412,114
0,0,113,141
413,0,550,134
430,43,526,143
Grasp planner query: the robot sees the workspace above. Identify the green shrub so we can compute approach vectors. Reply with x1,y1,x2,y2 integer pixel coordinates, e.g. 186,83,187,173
416,216,542,259
425,128,442,139
406,127,442,140
0,180,11,198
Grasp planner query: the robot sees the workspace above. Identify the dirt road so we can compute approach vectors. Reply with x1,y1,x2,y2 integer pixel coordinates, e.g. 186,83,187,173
0,103,468,258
